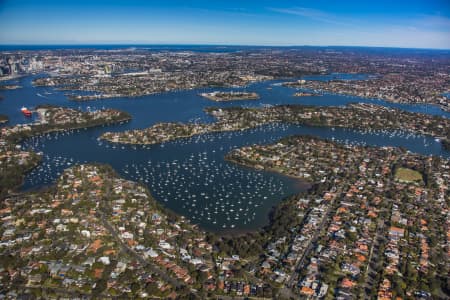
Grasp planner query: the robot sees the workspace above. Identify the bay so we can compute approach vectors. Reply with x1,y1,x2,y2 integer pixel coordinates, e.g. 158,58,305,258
1,74,449,232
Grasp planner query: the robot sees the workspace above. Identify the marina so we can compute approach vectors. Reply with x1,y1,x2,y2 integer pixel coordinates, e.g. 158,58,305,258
2,74,449,232
1,3,449,297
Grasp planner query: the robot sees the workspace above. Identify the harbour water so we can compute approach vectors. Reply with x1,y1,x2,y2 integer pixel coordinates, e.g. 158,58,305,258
1,74,449,232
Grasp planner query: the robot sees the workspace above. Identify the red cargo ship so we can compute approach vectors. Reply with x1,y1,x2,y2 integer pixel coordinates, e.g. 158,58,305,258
21,107,32,117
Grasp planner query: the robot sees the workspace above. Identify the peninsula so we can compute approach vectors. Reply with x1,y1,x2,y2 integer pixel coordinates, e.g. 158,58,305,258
2,105,131,143
0,84,21,90
283,76,450,112
2,135,448,299
224,135,449,299
0,105,131,197
200,91,259,102
293,91,322,97
100,103,450,148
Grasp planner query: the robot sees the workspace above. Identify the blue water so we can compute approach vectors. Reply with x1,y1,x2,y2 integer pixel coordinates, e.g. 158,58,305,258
1,74,449,232
2,75,449,128
2,45,450,55
0,44,244,52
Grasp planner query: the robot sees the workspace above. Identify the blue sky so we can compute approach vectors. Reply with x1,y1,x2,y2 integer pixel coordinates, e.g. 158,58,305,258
0,0,449,49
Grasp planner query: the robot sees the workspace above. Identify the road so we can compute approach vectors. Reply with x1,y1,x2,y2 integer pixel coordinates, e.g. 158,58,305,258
363,205,389,297
288,194,338,287
96,187,186,289
279,192,340,299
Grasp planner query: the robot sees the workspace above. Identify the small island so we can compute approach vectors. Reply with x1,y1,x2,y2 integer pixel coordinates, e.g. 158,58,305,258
200,91,259,102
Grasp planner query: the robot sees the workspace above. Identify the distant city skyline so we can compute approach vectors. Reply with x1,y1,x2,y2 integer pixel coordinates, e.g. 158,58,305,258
0,0,449,49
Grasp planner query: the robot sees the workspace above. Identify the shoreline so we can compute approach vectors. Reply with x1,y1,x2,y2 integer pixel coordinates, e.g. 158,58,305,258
293,92,322,97
0,74,25,82
99,122,261,145
1,107,132,199
0,84,22,90
224,155,312,182
98,103,449,152
200,91,260,102
31,73,450,113
33,76,264,102
8,116,132,144
283,81,450,113
0,151,42,199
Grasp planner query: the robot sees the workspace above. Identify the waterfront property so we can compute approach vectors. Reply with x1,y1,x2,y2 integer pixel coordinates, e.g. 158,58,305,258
225,135,449,299
0,105,131,197
200,91,260,102
100,103,450,149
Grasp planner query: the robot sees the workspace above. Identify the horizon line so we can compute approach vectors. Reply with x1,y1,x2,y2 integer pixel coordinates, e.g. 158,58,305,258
0,43,449,51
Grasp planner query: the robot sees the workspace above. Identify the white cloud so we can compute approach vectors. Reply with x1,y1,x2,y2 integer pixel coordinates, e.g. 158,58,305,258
268,6,349,26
